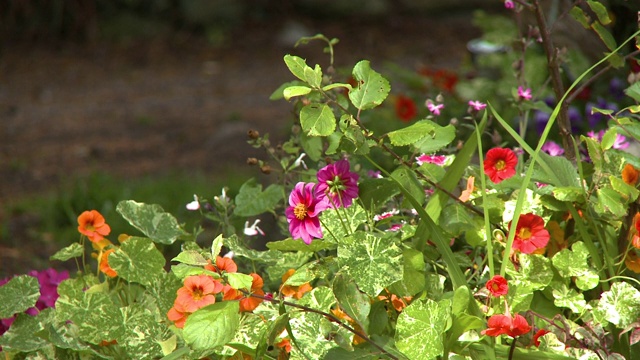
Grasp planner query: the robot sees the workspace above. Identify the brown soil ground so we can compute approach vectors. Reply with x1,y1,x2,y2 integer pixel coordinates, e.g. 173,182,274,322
0,11,480,276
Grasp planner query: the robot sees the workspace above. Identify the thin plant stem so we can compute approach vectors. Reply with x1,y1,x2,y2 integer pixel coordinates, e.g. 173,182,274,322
241,290,399,360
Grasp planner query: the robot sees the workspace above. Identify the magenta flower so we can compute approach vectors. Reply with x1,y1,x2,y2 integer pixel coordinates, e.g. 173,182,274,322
613,133,629,150
426,100,444,115
316,159,359,208
504,0,514,9
416,154,447,166
468,100,487,111
517,86,532,101
286,182,329,244
541,141,564,156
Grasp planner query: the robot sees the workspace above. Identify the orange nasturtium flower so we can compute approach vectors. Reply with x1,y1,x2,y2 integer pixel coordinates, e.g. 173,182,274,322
280,269,313,300
625,250,640,273
99,249,118,278
176,275,223,313
77,210,111,243
331,306,366,345
205,256,238,274
167,299,190,329
622,164,640,186
223,273,265,312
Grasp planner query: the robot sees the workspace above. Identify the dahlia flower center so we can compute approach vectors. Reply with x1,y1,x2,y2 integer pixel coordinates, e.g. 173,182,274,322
518,227,532,240
495,159,506,171
294,203,308,220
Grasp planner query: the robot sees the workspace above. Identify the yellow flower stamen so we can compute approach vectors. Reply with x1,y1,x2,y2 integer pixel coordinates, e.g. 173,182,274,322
294,203,307,220
518,227,532,240
495,159,506,171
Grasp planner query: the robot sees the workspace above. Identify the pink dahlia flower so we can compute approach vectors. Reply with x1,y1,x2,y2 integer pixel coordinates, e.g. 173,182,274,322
316,159,359,208
286,182,329,244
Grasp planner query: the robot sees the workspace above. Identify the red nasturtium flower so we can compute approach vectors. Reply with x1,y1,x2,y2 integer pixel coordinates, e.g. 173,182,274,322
482,313,531,338
99,249,118,278
510,213,550,254
176,275,223,313
77,210,111,243
625,250,640,273
395,95,418,122
485,275,509,297
285,182,329,244
484,148,518,183
533,329,551,347
316,159,359,208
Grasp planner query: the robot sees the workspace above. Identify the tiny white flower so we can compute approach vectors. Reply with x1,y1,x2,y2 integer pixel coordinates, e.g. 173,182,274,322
244,219,265,236
293,153,307,169
223,251,235,259
214,188,229,203
186,195,200,211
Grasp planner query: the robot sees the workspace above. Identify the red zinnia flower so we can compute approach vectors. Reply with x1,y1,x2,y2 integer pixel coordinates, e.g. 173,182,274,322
175,275,223,313
285,182,330,244
484,148,518,183
395,95,418,122
510,213,550,254
533,329,550,347
77,210,111,243
485,275,508,297
482,313,531,338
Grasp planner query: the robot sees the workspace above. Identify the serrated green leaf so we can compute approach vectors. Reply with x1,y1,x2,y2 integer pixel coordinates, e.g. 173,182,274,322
300,130,323,161
591,22,616,51
440,203,476,235
586,0,611,25
116,200,188,245
625,82,640,103
611,176,640,202
595,188,626,217
233,178,283,217
283,85,312,100
183,301,240,350
570,6,591,28
387,120,454,153
348,60,390,110
337,232,403,297
304,64,322,88
551,186,586,202
582,136,604,171
300,103,336,137
415,124,456,154
226,272,253,290
395,298,451,360
50,242,84,262
171,249,208,266
211,234,224,259
0,275,40,318
284,55,310,83
601,127,617,150
333,272,371,329
593,282,640,328
531,153,580,188
358,178,400,213
266,238,337,252
270,80,306,101
109,237,166,286
417,163,446,183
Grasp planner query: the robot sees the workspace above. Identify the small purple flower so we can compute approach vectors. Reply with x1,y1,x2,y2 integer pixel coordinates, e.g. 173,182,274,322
541,141,565,156
316,159,359,208
468,100,487,111
609,77,625,100
504,0,514,9
285,182,329,244
587,130,605,142
416,154,447,166
426,100,444,115
517,86,532,101
613,133,629,150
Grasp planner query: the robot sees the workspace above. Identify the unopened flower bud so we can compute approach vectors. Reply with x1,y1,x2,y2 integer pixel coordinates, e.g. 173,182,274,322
291,124,301,135
435,94,444,103
260,165,272,174
246,157,258,165
450,118,458,126
247,129,260,139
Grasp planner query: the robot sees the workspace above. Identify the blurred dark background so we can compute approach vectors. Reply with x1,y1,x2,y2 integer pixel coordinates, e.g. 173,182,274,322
7,0,619,277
